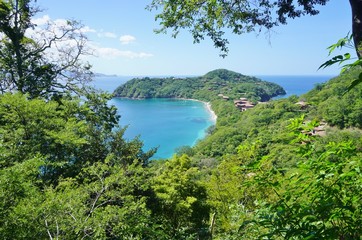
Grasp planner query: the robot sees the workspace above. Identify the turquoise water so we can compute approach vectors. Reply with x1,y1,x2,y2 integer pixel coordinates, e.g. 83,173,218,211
109,98,215,159
92,75,334,159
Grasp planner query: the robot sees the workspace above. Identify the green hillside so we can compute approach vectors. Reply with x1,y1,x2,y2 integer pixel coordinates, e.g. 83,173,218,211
110,68,362,239
185,68,362,239
302,67,362,128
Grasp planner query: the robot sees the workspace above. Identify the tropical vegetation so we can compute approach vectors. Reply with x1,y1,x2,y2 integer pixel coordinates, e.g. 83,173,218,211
1,0,362,239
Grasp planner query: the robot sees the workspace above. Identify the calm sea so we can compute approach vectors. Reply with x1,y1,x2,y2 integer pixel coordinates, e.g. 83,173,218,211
257,75,335,98
92,75,334,159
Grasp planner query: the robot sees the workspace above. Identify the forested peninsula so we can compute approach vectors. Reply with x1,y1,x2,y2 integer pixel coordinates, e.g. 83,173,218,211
113,69,286,102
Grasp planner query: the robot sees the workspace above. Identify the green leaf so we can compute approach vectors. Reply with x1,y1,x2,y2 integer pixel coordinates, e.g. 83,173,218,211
345,72,362,93
318,55,344,70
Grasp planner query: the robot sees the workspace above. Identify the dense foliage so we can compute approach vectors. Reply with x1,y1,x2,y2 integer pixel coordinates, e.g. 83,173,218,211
113,69,286,102
304,67,362,128
189,68,362,239
2,72,362,239
0,92,159,239
3,63,362,239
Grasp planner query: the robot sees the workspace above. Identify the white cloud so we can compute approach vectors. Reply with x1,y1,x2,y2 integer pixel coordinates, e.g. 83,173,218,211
80,25,96,33
98,31,117,38
28,16,152,61
31,15,51,26
95,47,153,59
30,15,96,36
119,35,136,45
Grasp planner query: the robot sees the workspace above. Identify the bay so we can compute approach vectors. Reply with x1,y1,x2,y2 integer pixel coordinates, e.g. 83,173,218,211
92,74,335,159
91,76,215,159
109,98,215,159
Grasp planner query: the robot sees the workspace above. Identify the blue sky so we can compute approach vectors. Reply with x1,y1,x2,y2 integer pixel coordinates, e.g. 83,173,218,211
35,0,352,76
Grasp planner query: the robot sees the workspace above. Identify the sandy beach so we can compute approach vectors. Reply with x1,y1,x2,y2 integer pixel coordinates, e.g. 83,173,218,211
178,98,217,123
205,102,217,123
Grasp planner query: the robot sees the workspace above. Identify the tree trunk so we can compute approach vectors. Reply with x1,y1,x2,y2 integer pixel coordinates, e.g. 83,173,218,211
350,0,362,58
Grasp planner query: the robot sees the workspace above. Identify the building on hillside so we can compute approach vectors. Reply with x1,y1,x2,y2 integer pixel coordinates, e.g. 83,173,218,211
295,100,308,110
301,121,327,137
234,98,255,111
218,93,230,100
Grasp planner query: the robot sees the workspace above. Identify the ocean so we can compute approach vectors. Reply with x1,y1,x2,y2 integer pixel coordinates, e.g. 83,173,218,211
92,75,334,159
257,75,335,98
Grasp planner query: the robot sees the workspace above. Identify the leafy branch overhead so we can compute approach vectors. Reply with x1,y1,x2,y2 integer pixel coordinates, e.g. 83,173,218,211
319,33,362,92
148,0,329,56
149,0,362,68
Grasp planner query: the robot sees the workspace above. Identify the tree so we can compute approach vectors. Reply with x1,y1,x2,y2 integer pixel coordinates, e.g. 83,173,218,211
350,0,362,58
0,0,92,98
0,90,155,180
0,1,162,238
151,154,210,238
148,0,362,59
0,156,45,239
38,155,156,239
0,92,158,238
250,116,362,239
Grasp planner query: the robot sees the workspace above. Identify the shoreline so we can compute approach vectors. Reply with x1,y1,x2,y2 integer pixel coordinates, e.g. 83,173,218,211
177,98,217,124
205,102,217,123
